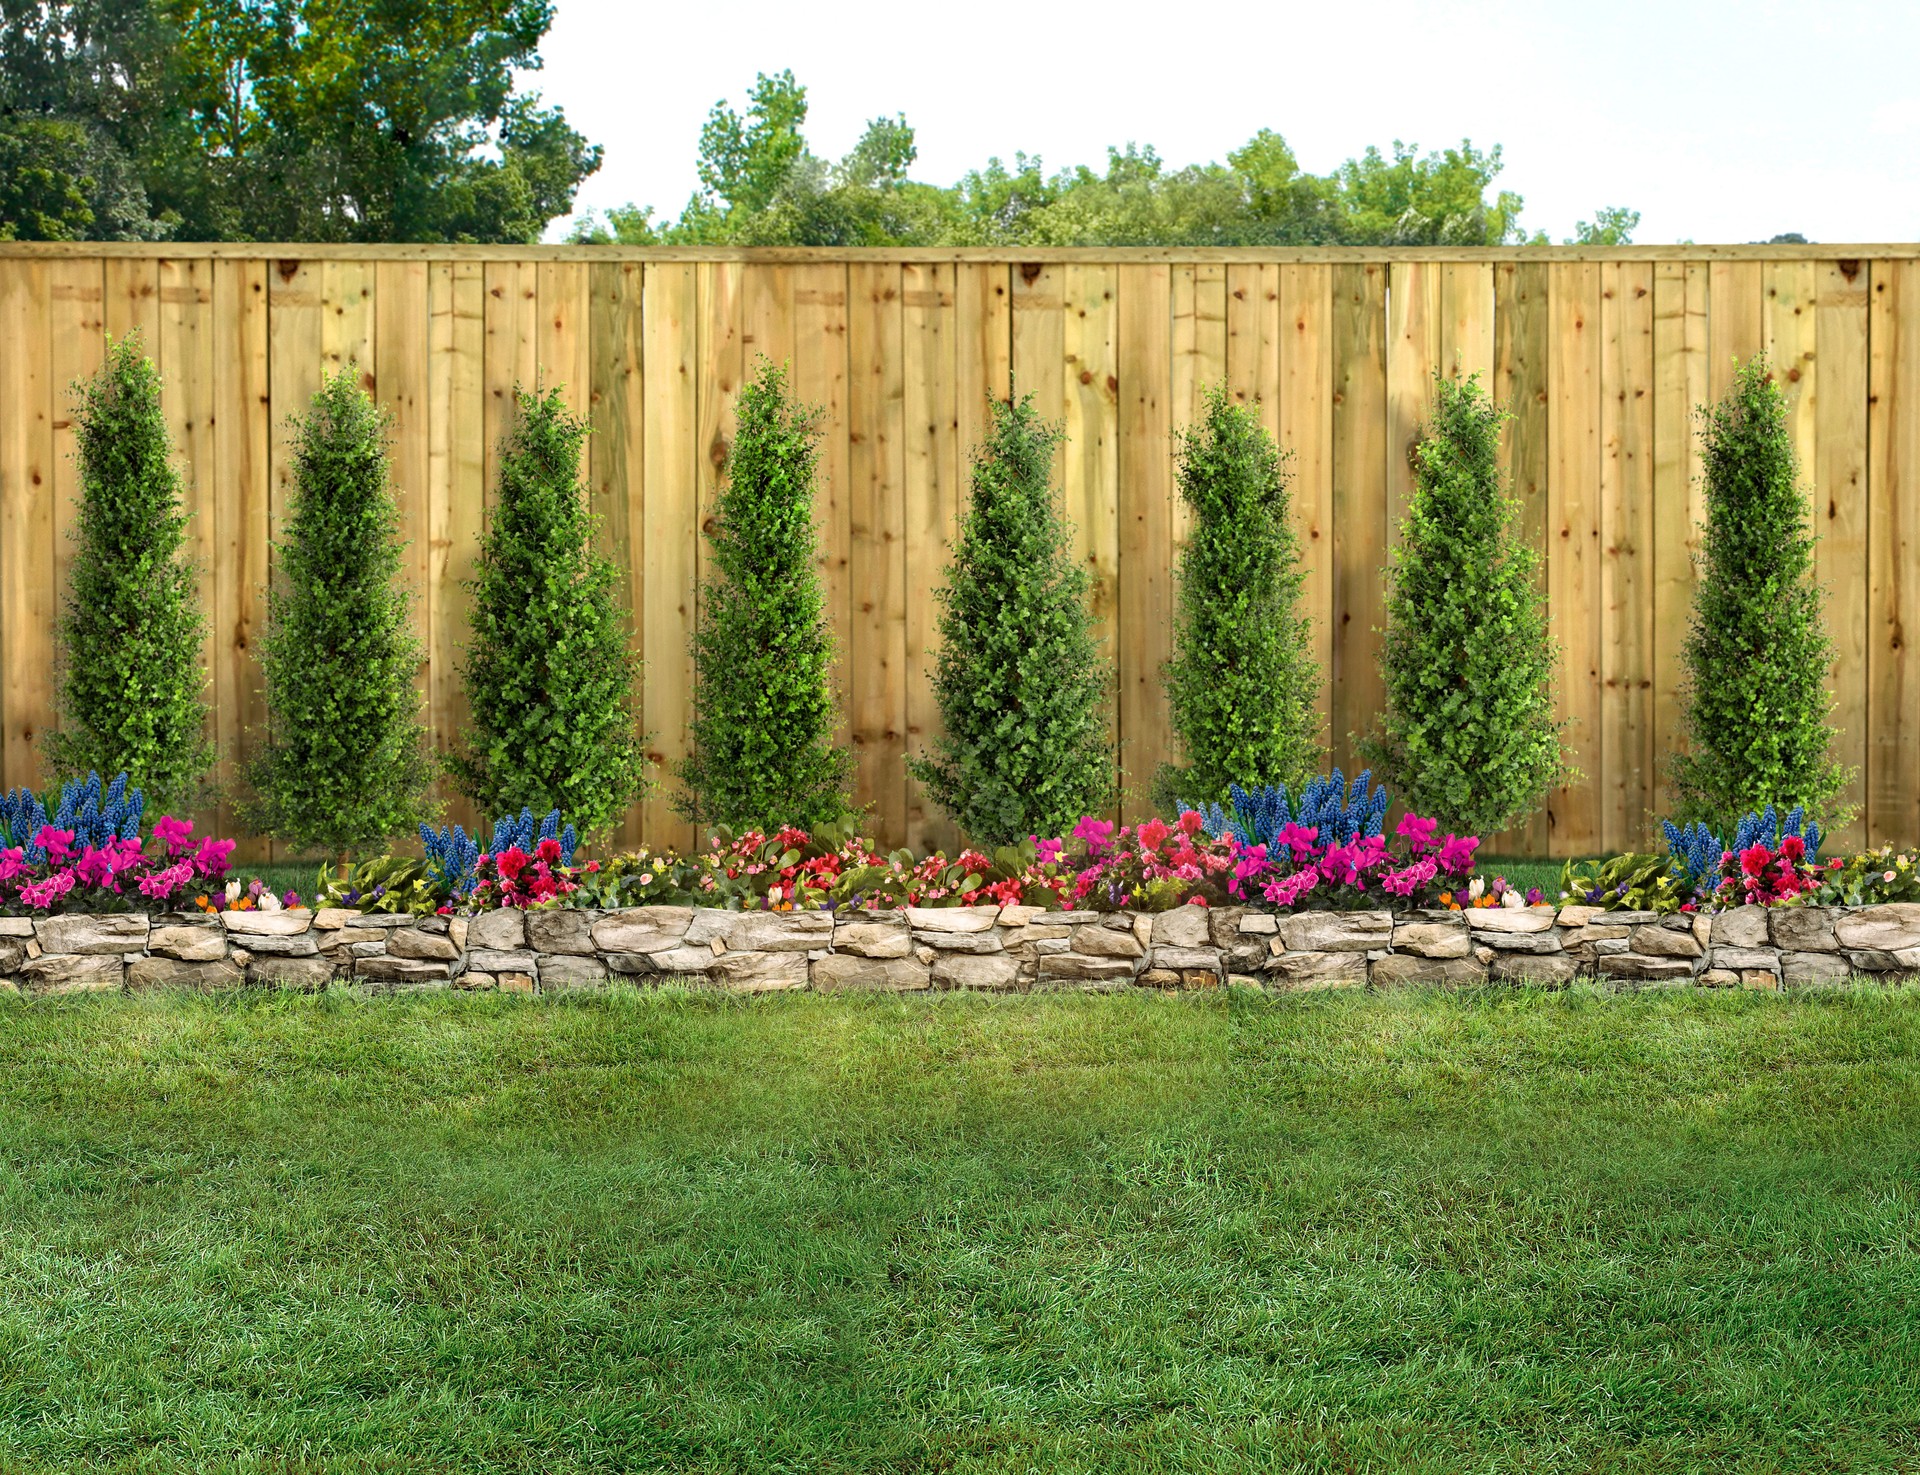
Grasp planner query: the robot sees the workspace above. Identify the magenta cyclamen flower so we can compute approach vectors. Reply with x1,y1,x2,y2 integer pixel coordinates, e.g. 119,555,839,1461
34,826,76,863
151,815,194,854
0,847,26,883
20,871,75,909
1072,815,1115,854
192,836,236,878
1436,834,1479,875
1396,814,1438,853
1274,823,1320,863
138,859,193,900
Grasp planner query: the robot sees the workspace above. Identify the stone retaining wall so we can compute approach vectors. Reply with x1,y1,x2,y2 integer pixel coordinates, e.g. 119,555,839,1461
4,900,1919,998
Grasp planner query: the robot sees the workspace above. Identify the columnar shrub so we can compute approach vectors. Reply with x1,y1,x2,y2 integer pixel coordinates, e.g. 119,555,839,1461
452,387,649,839
1158,384,1322,811
676,359,854,830
239,369,437,854
1359,372,1567,835
45,333,213,811
908,393,1116,845
1668,356,1849,827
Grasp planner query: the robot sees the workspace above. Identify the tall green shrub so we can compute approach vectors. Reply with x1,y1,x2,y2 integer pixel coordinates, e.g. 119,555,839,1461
677,360,853,830
1668,356,1849,826
1359,372,1567,835
908,393,1116,845
451,386,648,839
45,333,213,812
1158,384,1322,811
238,369,437,854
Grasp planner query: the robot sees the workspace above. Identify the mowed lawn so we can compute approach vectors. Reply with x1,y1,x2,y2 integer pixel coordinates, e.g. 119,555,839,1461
1,986,1917,1473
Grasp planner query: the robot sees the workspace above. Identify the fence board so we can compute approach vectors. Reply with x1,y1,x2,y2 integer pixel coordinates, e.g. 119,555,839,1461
1816,261,1870,851
1117,263,1173,814
1330,263,1387,779
1599,261,1654,852
1868,260,1920,845
902,262,959,854
0,245,1912,858
848,262,907,844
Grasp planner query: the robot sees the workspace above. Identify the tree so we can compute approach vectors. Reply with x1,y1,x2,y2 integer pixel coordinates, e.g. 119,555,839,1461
1359,373,1568,836
239,369,437,855
909,394,1116,845
45,333,213,812
1570,206,1640,245
0,0,599,243
1158,386,1321,811
676,360,854,830
452,386,648,839
1668,356,1850,827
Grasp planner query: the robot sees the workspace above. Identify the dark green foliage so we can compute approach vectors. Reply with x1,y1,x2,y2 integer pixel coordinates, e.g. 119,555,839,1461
1158,385,1322,811
45,334,212,813
909,394,1116,844
1669,356,1850,827
677,360,853,830
1359,373,1567,836
238,370,436,854
452,387,647,839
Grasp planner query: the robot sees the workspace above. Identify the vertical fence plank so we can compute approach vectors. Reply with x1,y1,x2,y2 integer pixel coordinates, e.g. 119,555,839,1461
1549,262,1602,857
790,262,851,757
1441,262,1495,384
159,257,218,835
1169,263,1227,562
212,259,270,859
375,261,431,717
1764,259,1821,520
641,263,698,853
588,261,644,847
1330,263,1387,779
954,264,1011,465
1012,262,1065,461
427,261,485,834
1064,261,1121,792
742,262,795,376
1278,264,1334,762
103,257,159,350
1117,263,1172,815
1387,261,1440,553
1868,260,1919,845
1491,261,1550,856
322,260,375,392
482,261,536,501
0,261,52,788
902,262,959,855
1651,261,1708,827
1599,262,1655,853
1709,260,1765,402
848,262,907,845
536,260,592,423
1817,260,1870,852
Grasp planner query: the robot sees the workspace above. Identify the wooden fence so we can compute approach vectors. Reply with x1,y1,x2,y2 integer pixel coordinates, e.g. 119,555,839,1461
0,243,1912,859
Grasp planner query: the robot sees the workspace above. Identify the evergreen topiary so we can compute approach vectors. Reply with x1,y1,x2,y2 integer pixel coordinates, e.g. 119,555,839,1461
45,333,213,813
451,386,649,840
1157,384,1322,812
676,359,854,830
1668,356,1850,827
908,392,1116,845
1359,372,1568,836
238,369,438,854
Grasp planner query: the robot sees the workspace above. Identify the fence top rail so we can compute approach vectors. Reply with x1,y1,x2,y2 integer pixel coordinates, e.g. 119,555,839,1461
0,242,1911,265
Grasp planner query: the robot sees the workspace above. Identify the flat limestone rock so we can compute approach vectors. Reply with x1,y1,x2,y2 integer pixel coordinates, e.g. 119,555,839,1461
1370,954,1486,987
830,917,912,959
1783,951,1851,986
388,929,460,961
1276,911,1391,953
127,957,242,991
707,950,808,992
812,954,930,993
20,953,123,995
1598,953,1698,981
1391,921,1470,958
1072,927,1145,959
247,956,334,990
537,954,611,992
1150,908,1212,949
1770,906,1838,952
900,906,1000,934
219,910,312,937
590,907,695,954
1265,950,1367,989
1630,925,1704,959
1709,906,1770,949
1834,903,1920,952
932,953,1021,991
35,913,149,955
524,909,598,956
467,909,526,951
1464,907,1557,934
1488,952,1580,984
149,924,230,962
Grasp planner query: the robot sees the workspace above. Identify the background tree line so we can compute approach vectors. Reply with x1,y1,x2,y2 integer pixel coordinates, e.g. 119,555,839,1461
1,4,1640,249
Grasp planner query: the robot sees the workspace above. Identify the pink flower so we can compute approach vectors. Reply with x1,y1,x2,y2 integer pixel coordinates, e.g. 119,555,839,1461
192,836,235,878
1396,813,1438,853
1177,809,1206,835
1436,834,1479,875
1274,823,1320,863
34,826,75,863
1779,833,1806,862
151,815,194,854
1138,818,1171,853
0,847,25,883
20,871,75,909
1071,815,1114,854
138,859,193,900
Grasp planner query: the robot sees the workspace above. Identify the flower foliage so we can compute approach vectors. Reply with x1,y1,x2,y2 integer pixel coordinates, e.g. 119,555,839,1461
1669,356,1850,828
239,368,439,853
0,787,236,915
420,807,578,900
1158,385,1321,810
45,334,214,812
908,392,1116,845
1359,372,1567,835
453,386,649,840
677,359,854,831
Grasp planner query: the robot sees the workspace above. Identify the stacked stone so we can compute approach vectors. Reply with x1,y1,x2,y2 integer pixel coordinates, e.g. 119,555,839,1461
3,901,1920,997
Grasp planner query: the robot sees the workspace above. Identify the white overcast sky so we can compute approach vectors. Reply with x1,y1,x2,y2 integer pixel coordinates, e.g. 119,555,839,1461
531,0,1918,245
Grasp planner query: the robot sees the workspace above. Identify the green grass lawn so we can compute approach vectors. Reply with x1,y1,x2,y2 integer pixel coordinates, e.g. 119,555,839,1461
3,986,1916,1473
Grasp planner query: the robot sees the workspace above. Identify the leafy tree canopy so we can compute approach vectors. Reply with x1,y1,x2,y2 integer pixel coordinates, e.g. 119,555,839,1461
573,71,1635,249
0,0,598,242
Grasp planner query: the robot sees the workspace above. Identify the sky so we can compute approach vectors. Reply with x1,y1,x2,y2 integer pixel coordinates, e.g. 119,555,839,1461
529,0,1919,246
